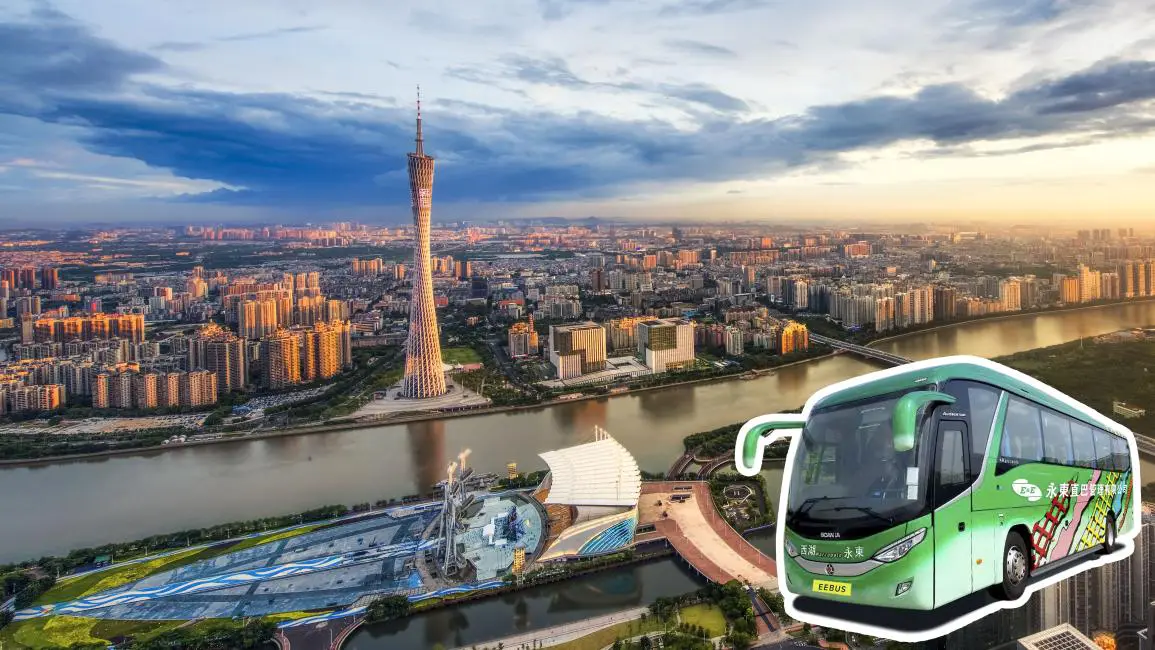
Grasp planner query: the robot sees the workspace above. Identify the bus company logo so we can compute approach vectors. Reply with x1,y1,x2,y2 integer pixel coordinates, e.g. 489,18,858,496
825,564,835,576
1012,479,1043,502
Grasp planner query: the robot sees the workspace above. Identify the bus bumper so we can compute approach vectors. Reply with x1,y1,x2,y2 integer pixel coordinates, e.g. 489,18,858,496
784,550,936,610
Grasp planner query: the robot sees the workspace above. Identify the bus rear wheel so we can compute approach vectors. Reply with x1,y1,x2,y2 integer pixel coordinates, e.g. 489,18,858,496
1100,516,1116,555
999,532,1030,601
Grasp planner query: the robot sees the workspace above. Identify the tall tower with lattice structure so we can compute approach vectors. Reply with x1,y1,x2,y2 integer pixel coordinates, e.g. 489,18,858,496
402,86,448,399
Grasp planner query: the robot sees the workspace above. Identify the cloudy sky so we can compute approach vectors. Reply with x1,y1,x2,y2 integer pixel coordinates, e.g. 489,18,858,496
1,0,1154,226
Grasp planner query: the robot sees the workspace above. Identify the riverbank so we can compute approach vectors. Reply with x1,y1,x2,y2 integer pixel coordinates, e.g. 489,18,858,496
863,296,1155,350
8,294,1155,468
0,352,835,468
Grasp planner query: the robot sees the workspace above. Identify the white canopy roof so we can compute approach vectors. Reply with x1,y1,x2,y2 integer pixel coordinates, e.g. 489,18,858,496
538,436,642,507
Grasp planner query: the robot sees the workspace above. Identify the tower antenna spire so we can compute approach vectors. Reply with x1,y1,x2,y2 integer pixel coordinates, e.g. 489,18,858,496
415,84,424,156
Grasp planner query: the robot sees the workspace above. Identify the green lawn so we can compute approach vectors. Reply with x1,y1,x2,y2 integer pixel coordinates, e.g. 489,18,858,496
35,545,223,605
442,347,482,365
551,616,665,650
221,523,323,554
0,616,183,649
679,604,728,637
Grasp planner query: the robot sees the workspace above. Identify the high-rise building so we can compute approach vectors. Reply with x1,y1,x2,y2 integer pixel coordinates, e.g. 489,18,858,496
180,369,218,407
40,266,59,290
778,320,810,354
238,298,279,340
636,318,695,373
1061,277,1081,304
1000,278,1023,312
724,327,744,356
188,323,247,395
262,329,302,389
548,322,608,380
401,91,448,399
508,316,540,358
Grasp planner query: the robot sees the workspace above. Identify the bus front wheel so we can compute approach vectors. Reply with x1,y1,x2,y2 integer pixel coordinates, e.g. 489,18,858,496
999,532,1030,601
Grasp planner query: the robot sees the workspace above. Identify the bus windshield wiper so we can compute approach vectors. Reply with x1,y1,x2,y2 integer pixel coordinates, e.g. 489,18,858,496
829,505,895,526
788,496,852,526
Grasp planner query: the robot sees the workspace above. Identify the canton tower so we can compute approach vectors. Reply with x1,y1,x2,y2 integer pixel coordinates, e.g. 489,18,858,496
401,88,448,399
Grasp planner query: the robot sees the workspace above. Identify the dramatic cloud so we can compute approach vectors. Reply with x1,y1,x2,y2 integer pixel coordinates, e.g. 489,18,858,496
0,5,162,96
1,0,1154,218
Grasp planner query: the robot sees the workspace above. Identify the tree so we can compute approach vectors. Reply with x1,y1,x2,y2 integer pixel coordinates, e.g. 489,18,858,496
726,631,754,650
366,594,412,623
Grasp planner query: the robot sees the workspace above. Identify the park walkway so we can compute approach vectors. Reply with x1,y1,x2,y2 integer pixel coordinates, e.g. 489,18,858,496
639,482,778,590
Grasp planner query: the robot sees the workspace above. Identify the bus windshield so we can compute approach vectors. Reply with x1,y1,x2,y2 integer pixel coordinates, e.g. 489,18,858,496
786,391,933,539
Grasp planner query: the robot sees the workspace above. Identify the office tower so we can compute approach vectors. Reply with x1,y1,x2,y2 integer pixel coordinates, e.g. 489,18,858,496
636,318,695,373
548,322,608,380
188,323,247,395
262,329,302,389
401,90,448,399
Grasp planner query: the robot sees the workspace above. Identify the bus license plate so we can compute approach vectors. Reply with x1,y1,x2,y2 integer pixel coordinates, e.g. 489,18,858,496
812,579,852,597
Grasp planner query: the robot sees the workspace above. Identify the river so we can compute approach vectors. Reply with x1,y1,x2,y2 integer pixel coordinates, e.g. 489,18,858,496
3,302,1155,565
4,302,1155,647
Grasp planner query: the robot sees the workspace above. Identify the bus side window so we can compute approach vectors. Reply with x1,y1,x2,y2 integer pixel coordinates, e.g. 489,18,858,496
1040,410,1073,466
1112,436,1130,471
1093,429,1116,471
998,397,1043,474
1070,421,1096,468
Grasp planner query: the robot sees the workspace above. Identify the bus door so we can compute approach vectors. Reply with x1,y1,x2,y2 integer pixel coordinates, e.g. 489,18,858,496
932,419,973,607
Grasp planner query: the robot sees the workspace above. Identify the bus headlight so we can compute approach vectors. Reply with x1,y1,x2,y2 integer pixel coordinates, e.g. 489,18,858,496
873,529,927,563
785,538,799,557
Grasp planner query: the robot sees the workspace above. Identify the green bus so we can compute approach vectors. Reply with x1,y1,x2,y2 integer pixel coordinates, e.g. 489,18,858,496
735,355,1139,613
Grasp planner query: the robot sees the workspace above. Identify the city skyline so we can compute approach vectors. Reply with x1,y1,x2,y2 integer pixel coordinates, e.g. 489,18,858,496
0,1,1153,225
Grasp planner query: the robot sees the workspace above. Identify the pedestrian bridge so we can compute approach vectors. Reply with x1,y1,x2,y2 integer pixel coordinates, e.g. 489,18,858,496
810,333,911,366
637,482,778,591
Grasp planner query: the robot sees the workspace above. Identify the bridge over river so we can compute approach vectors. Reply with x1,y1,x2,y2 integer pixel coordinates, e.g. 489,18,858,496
809,333,912,366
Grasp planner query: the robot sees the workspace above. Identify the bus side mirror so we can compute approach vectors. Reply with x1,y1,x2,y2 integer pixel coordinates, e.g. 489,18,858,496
734,415,806,477
893,391,956,452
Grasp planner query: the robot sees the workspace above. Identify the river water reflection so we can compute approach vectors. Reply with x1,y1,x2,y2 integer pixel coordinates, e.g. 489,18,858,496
2,301,1154,567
